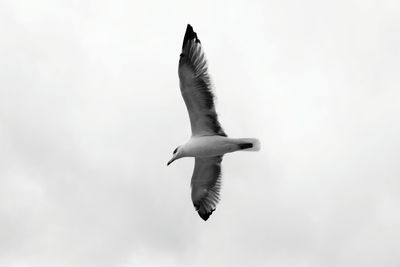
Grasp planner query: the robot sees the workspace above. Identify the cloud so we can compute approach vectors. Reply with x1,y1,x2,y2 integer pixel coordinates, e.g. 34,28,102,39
0,0,400,266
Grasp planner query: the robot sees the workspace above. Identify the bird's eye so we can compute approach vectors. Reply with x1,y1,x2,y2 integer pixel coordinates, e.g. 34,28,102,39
173,148,178,154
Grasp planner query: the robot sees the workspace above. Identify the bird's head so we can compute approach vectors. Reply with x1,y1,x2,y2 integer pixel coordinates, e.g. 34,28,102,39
167,146,183,166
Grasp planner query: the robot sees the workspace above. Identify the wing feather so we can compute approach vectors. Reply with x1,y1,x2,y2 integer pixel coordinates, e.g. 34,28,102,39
178,25,226,137
191,156,223,221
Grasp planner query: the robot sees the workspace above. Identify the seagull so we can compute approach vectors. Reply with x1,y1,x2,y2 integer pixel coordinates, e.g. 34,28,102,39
167,24,260,221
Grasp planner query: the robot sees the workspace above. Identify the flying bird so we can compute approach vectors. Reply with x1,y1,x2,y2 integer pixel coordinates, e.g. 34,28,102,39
168,24,260,221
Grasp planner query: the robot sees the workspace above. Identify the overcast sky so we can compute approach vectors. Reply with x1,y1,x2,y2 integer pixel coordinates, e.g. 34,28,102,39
1,0,400,266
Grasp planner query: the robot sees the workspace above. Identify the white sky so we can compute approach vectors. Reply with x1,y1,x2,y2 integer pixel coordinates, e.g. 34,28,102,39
1,0,400,266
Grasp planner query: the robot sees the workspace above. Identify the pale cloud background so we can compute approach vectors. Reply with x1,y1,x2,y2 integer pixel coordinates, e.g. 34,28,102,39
1,0,400,266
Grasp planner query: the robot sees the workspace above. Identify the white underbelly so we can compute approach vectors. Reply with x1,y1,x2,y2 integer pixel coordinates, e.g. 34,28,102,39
184,136,238,157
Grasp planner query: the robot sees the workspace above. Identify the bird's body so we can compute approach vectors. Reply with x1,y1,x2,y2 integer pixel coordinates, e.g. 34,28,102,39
168,24,260,221
180,136,260,158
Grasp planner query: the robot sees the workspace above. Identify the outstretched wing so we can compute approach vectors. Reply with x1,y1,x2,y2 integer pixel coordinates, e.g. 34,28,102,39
191,156,223,221
178,24,226,137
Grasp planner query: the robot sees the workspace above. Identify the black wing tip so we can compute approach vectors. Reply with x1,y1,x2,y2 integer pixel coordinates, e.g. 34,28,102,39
198,209,215,221
194,204,216,221
182,24,200,49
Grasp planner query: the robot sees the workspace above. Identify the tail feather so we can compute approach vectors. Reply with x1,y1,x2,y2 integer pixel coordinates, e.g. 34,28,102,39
237,138,260,151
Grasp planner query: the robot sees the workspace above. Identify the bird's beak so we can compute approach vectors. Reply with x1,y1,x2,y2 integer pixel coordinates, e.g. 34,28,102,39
167,158,175,166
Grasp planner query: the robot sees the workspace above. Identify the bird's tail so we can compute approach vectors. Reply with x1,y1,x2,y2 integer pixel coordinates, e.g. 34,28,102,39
236,138,261,151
